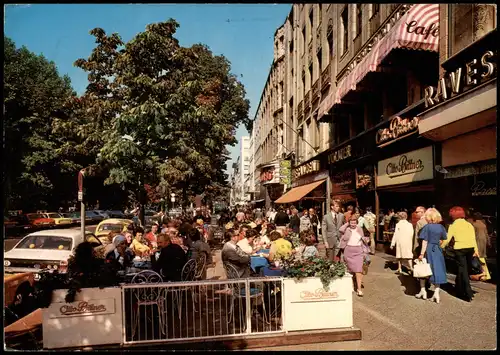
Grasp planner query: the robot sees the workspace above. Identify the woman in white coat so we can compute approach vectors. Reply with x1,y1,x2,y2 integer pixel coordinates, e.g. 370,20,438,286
390,211,414,274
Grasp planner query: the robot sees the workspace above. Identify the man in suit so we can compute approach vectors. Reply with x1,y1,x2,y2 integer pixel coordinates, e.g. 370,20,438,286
274,207,289,227
321,200,345,262
221,230,251,278
289,208,300,234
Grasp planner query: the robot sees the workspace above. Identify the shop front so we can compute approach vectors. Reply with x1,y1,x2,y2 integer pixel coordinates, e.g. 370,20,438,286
274,159,328,216
375,145,436,242
418,28,497,258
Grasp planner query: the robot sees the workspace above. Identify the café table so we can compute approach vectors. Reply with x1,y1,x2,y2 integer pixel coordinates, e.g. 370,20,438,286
250,256,269,274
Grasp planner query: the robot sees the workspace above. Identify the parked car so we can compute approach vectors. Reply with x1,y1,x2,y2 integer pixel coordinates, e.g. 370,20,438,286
61,212,80,225
41,213,72,226
106,210,126,219
93,210,110,219
95,218,133,244
85,211,104,224
4,229,102,280
4,272,36,326
69,212,93,224
25,213,55,228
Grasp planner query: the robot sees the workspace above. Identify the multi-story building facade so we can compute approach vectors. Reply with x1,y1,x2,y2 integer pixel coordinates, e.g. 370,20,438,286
229,136,252,206
253,4,496,247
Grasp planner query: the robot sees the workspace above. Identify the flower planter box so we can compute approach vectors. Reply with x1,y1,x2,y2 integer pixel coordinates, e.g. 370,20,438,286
42,287,123,349
283,275,353,331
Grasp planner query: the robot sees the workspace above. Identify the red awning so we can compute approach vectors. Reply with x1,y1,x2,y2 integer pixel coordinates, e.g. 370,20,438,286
335,4,439,104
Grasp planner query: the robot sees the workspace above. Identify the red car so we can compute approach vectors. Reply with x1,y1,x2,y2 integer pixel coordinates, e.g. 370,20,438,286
25,213,55,228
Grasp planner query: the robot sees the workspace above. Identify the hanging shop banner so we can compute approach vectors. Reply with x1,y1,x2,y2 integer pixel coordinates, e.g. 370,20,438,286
279,160,292,186
377,146,434,187
293,160,320,180
469,172,497,197
376,116,420,147
260,162,280,185
356,165,375,190
331,170,356,195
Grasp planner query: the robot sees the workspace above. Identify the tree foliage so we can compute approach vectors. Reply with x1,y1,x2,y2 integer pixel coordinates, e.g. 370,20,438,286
3,36,76,211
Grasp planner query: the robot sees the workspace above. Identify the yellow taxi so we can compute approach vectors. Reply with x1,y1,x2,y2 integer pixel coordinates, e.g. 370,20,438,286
42,212,72,226
95,218,133,243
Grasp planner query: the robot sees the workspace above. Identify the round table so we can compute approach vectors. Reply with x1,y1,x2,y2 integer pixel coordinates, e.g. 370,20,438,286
250,256,269,273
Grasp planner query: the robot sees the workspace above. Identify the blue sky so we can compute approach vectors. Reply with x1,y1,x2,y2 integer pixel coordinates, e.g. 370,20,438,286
4,3,291,175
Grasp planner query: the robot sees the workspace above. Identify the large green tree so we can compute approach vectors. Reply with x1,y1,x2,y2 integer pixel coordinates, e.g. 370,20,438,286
62,20,251,211
3,36,77,212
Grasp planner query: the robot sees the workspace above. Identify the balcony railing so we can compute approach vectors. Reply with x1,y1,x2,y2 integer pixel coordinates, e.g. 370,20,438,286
321,64,331,91
297,100,303,119
312,80,320,102
304,91,311,111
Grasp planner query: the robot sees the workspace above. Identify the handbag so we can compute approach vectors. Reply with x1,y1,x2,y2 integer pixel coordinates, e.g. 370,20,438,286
471,256,483,275
413,258,433,278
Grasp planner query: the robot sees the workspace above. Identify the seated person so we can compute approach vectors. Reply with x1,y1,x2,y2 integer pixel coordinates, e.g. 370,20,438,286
188,228,213,265
295,230,319,260
105,235,134,271
130,227,150,257
144,223,159,249
168,227,188,252
153,233,187,281
237,228,259,255
267,230,292,264
221,229,251,278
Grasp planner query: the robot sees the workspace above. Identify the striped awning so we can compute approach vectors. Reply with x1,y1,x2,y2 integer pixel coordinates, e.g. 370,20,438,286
318,90,336,121
335,4,439,104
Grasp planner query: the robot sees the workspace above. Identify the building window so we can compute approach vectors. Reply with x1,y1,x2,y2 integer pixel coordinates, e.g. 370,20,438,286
302,27,306,53
356,4,362,38
309,8,314,29
371,4,379,19
302,72,306,97
341,6,349,55
327,29,334,61
317,48,323,72
280,81,284,107
289,39,294,53
308,64,313,89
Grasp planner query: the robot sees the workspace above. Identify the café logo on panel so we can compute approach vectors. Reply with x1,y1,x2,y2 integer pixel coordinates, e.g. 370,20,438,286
60,301,107,316
376,117,419,145
471,181,496,196
386,155,424,178
300,288,340,301
328,145,352,164
425,50,496,108
293,160,320,180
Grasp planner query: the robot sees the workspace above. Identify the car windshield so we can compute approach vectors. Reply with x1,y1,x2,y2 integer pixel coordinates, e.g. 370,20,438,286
86,211,97,216
27,214,44,220
16,235,73,250
47,213,61,218
98,223,124,232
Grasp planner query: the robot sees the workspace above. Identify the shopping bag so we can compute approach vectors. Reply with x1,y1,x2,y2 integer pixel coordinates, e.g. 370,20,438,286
413,258,433,278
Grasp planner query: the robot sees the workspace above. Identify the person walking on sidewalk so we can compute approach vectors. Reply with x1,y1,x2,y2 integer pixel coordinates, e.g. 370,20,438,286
413,206,428,257
339,216,370,297
289,208,300,234
442,206,480,303
415,208,448,303
390,212,414,274
299,209,312,232
364,207,377,255
322,200,345,262
309,208,320,243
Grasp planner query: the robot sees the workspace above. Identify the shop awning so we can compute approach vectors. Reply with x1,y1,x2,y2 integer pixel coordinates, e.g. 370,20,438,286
335,4,439,104
331,193,357,203
274,179,326,204
318,90,336,122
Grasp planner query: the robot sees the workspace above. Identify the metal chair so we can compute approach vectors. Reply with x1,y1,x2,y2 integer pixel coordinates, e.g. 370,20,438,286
164,259,197,320
194,253,207,280
130,270,165,339
223,263,269,327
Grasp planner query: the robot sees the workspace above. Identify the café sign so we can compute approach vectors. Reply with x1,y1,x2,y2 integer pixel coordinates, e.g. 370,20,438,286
471,181,496,196
424,50,496,108
328,145,352,164
376,117,420,146
50,298,116,319
377,146,434,187
293,160,320,180
260,163,280,185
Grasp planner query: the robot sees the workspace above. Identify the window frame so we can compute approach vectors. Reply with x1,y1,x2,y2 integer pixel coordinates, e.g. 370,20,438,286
355,4,362,39
341,6,349,55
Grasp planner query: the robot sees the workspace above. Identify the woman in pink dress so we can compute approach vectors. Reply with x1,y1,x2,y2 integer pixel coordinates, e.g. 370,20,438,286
340,216,370,297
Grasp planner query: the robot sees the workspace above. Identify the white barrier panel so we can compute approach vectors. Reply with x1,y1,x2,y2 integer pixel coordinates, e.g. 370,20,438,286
42,287,123,349
283,275,353,331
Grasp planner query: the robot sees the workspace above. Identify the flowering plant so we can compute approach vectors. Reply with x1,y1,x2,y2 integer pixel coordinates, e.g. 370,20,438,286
281,255,348,290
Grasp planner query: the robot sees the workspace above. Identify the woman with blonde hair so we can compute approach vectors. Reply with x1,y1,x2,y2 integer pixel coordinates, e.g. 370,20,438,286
390,211,414,274
415,208,447,303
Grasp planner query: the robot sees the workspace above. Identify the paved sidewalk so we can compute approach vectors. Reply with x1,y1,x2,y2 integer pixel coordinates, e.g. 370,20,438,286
252,252,497,351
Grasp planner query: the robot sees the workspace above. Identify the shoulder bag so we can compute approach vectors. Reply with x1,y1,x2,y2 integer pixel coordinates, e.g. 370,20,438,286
413,258,433,278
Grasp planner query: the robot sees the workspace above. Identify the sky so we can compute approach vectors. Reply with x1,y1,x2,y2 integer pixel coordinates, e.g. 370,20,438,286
4,3,291,176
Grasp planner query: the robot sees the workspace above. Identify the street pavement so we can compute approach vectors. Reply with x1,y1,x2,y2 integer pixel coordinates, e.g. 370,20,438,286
251,250,497,351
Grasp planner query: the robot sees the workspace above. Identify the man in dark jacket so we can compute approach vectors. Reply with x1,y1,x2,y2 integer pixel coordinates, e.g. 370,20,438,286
153,233,187,281
289,208,300,234
274,207,290,227
221,230,250,278
105,235,134,272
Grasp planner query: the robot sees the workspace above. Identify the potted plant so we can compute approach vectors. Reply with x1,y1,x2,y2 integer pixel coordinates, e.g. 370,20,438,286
281,256,348,290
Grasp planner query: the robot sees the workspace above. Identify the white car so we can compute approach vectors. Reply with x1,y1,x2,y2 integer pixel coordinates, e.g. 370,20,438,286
4,229,102,280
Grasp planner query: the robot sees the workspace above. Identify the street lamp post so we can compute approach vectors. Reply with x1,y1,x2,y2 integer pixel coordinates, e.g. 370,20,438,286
171,193,176,210
78,169,86,239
